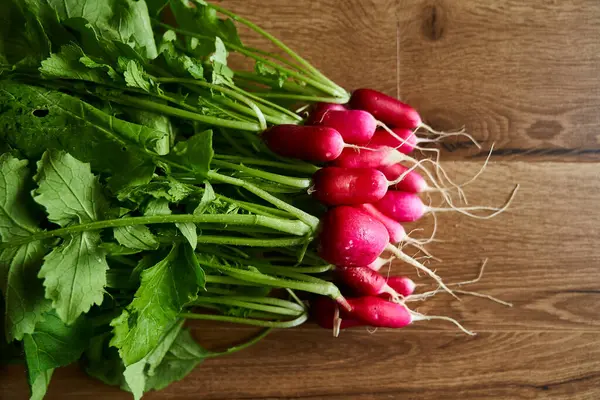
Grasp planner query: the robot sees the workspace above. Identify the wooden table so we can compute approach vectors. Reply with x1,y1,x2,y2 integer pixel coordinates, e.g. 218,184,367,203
2,0,600,399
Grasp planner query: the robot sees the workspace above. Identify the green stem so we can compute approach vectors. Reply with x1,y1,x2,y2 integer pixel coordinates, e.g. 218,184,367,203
203,249,331,274
220,296,305,311
106,93,261,131
196,236,307,247
251,93,348,103
0,214,310,249
220,129,255,157
204,275,261,286
197,256,341,299
233,71,321,96
152,21,343,99
224,83,303,122
206,2,346,95
213,155,319,174
207,171,320,230
212,95,292,125
155,77,267,130
202,328,273,358
193,297,302,316
211,159,311,189
181,312,308,328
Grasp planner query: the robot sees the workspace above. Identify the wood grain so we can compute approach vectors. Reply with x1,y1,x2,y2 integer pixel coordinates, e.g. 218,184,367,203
3,0,600,399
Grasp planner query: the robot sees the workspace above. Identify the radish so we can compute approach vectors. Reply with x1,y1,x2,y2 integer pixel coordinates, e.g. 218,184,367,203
335,266,401,300
386,276,416,297
318,206,389,268
369,127,418,154
306,102,347,125
261,125,345,162
355,203,438,259
310,166,433,207
374,189,519,223
311,296,363,331
310,167,388,206
379,163,430,193
332,145,412,169
349,89,422,130
347,296,475,334
318,206,456,297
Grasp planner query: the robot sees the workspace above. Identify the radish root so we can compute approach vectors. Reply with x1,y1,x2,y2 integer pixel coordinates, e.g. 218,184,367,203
428,184,519,220
410,310,476,336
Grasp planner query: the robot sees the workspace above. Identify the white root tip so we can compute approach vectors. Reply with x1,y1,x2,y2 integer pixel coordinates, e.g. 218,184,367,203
428,184,520,220
410,310,476,336
418,123,482,150
386,244,459,301
333,305,341,338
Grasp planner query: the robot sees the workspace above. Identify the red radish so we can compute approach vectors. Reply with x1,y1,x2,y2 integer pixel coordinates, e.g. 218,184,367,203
369,127,418,154
306,102,347,125
379,163,429,193
313,109,377,145
332,145,409,169
356,204,438,258
350,89,421,130
347,296,475,334
335,266,400,299
262,125,345,162
318,206,456,297
350,89,481,148
318,206,389,268
355,203,406,244
347,296,412,328
374,189,518,223
310,167,388,206
312,297,363,330
386,276,416,297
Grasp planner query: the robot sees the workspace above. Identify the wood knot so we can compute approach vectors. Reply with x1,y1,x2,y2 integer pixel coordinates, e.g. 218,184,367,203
422,3,447,41
526,120,564,140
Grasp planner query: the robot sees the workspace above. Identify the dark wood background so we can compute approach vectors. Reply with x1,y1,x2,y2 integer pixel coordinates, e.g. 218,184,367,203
2,0,600,399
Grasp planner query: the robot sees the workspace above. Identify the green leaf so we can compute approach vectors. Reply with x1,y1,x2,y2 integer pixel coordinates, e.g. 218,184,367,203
39,232,108,324
169,0,242,47
0,244,50,342
0,155,50,341
157,31,204,80
166,130,214,178
0,82,160,190
32,151,109,323
143,198,171,216
124,110,175,148
193,182,216,215
175,223,197,249
110,245,199,365
33,150,108,226
23,312,90,399
84,332,126,388
183,245,205,290
45,0,158,59
30,369,53,400
40,44,118,84
144,328,207,391
122,59,153,92
123,320,184,400
100,242,142,256
117,176,194,204
114,224,159,251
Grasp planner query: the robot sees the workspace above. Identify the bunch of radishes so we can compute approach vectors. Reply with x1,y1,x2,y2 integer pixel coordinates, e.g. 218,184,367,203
262,89,515,335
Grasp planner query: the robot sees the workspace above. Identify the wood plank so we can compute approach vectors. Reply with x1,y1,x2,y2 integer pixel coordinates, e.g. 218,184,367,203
219,0,399,94
3,330,599,399
395,0,600,160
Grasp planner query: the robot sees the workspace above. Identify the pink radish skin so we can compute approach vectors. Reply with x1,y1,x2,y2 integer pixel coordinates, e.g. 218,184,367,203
385,276,416,297
262,125,344,162
350,88,421,129
312,297,363,330
355,203,406,244
379,163,429,193
369,127,418,154
332,145,410,169
311,167,388,206
335,266,400,298
318,206,389,268
375,191,428,222
314,109,378,145
306,103,347,125
347,296,413,328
